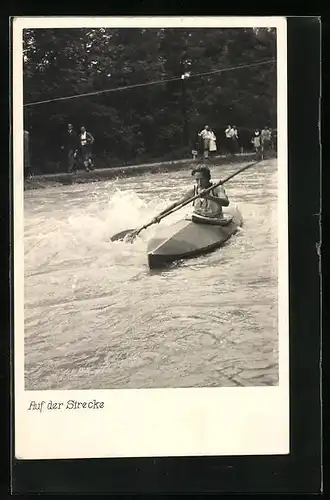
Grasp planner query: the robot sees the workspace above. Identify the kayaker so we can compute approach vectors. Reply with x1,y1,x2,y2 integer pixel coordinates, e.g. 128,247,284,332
151,165,229,223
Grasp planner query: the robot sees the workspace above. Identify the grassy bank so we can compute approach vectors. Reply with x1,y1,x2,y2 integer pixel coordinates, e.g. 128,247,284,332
24,153,261,190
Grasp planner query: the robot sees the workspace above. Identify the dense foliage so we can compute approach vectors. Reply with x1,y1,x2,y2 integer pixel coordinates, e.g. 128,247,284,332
23,27,276,173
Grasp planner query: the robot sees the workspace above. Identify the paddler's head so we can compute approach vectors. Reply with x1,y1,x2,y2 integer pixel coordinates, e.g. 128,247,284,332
191,165,211,189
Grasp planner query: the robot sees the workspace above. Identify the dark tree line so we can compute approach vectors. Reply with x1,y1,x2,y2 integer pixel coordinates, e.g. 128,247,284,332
23,27,277,173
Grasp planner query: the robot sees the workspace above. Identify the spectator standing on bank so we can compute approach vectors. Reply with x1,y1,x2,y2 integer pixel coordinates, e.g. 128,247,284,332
24,129,32,179
251,130,262,160
269,128,273,148
198,125,212,159
261,126,272,158
269,128,277,152
232,125,239,154
62,123,79,173
272,129,277,152
224,125,239,155
225,125,233,154
209,127,217,157
79,126,95,171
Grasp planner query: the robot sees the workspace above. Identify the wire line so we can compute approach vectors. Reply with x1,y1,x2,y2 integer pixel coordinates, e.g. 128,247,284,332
24,58,275,107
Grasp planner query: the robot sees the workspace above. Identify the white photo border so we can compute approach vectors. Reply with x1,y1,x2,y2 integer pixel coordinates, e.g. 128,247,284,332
13,16,289,460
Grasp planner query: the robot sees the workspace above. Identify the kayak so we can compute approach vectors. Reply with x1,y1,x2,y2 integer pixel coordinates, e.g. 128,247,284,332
147,204,243,269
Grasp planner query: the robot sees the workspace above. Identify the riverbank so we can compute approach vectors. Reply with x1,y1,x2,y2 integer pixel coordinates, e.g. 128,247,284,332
24,152,263,190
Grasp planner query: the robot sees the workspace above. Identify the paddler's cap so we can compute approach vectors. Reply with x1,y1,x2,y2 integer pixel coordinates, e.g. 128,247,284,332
191,165,211,179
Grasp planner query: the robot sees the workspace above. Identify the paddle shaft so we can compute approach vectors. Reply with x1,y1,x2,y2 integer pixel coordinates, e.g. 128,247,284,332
135,159,261,235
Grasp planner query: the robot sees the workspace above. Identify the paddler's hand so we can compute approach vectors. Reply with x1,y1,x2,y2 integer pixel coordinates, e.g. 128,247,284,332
151,216,161,224
199,189,211,199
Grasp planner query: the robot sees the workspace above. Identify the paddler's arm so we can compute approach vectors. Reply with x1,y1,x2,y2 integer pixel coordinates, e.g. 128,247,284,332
151,189,195,223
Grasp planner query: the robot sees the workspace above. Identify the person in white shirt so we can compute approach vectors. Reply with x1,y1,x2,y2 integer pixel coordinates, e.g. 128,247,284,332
225,125,239,155
225,124,232,136
251,130,262,160
198,125,213,159
208,127,217,157
225,125,232,137
79,126,95,171
225,125,232,154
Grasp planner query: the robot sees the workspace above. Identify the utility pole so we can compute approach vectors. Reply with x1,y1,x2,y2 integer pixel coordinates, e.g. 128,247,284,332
180,71,190,150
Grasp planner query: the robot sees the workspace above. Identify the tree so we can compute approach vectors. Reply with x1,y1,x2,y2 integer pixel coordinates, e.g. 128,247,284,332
23,27,276,172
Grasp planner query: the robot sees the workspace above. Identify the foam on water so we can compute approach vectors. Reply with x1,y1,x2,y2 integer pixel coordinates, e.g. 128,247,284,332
24,160,280,390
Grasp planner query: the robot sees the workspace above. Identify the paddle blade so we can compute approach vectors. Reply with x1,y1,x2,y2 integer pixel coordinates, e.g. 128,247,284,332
110,228,136,242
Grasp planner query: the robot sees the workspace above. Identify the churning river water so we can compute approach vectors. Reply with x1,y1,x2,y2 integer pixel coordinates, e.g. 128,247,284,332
24,159,279,390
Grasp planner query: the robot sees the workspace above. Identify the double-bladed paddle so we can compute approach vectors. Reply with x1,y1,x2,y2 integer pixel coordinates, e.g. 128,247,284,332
110,159,260,243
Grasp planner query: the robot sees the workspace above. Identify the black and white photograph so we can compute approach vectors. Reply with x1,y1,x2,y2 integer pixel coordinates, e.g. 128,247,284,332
13,16,289,460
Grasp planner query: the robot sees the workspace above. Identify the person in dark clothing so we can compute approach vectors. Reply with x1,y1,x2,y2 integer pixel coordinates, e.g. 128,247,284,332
272,129,277,152
24,130,32,178
261,126,272,158
62,123,79,173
